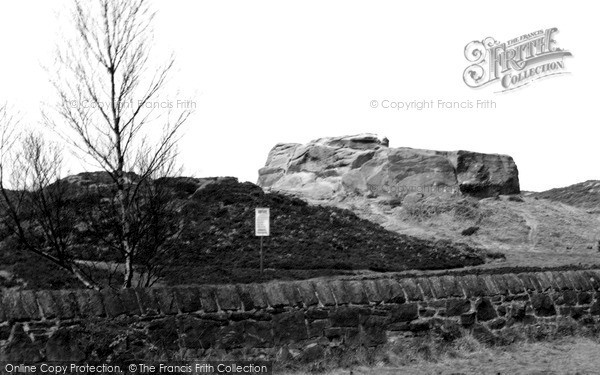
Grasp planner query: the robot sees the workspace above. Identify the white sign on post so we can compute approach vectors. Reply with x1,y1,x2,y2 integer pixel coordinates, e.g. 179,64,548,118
255,208,270,236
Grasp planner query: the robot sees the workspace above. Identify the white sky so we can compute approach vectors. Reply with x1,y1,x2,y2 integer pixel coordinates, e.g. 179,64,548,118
0,0,597,192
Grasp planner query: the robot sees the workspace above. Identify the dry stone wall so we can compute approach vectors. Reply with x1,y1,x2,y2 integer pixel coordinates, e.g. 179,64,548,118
2,270,600,362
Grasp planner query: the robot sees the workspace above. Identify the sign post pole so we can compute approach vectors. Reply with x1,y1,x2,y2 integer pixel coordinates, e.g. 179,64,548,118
260,236,264,277
255,208,270,280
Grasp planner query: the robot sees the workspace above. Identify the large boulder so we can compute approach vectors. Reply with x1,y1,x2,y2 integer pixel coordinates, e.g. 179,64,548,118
257,134,519,200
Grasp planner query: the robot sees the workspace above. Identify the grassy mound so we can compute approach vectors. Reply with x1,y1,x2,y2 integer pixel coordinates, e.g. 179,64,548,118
0,175,485,289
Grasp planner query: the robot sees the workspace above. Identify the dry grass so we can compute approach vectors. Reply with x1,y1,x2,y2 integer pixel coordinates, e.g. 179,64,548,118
281,335,600,375
326,193,600,270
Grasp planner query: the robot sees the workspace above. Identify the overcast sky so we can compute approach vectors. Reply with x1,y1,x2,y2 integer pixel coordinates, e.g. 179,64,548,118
0,1,597,191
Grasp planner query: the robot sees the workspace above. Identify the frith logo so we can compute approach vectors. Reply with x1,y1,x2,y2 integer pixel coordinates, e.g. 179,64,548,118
463,28,572,92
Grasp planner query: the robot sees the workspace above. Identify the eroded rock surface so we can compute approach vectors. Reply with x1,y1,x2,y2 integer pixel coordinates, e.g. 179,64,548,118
258,134,520,201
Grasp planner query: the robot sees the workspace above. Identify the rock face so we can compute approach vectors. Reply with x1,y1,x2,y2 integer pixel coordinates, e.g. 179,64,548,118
258,134,520,200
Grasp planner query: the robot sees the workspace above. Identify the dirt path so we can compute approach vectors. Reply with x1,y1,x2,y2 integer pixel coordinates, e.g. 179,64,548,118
512,207,539,252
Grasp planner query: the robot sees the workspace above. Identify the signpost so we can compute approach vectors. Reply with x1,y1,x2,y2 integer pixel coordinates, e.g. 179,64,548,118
255,208,270,277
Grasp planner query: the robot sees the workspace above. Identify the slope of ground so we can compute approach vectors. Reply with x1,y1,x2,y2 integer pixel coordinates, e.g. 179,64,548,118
530,180,600,213
291,192,600,270
0,174,485,289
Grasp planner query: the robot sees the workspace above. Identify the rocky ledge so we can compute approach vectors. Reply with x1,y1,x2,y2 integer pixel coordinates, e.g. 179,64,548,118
258,134,519,201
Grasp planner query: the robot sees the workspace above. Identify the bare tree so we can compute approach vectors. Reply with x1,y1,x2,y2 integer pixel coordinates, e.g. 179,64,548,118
0,105,99,289
45,0,190,288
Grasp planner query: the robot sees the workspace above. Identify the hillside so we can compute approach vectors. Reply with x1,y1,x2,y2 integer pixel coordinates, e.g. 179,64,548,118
326,193,600,269
257,134,600,270
530,180,600,213
0,174,485,290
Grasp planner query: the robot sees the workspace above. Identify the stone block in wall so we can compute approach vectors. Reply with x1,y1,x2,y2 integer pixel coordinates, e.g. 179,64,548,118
35,290,60,320
578,292,593,305
312,281,336,307
428,277,446,299
0,292,6,322
344,280,369,304
180,316,207,349
516,273,536,292
507,302,526,321
197,286,219,313
440,276,463,298
327,280,348,305
2,290,26,321
148,316,180,350
472,323,497,345
570,306,586,320
325,327,343,340
459,275,486,298
215,284,242,311
75,289,105,318
567,271,591,291
554,290,577,306
552,272,574,290
52,290,80,319
19,291,41,320
173,287,202,313
307,319,329,338
497,305,506,317
530,293,556,316
491,275,510,295
414,278,435,300
446,299,471,316
264,282,290,308
419,308,436,318
306,307,329,320
294,281,319,307
535,272,554,291
544,272,562,291
134,288,160,316
195,318,222,349
243,320,274,348
376,278,406,303
44,327,86,362
389,303,418,323
524,273,544,292
409,319,430,333
362,280,384,304
2,323,43,362
504,294,529,302
280,282,304,307
398,278,421,301
273,311,307,344
430,318,462,341
343,327,361,348
475,298,497,321
362,315,387,346
329,306,360,327
583,271,600,290
488,317,506,330
298,342,326,363
217,321,245,349
240,284,268,310
503,274,525,294
479,275,500,295
461,312,476,326
119,288,142,316
151,288,178,315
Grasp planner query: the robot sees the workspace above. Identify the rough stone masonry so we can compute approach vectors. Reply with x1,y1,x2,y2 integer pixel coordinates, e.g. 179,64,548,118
2,269,600,362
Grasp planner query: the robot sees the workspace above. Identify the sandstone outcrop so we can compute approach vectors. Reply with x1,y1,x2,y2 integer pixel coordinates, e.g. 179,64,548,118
258,134,520,200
